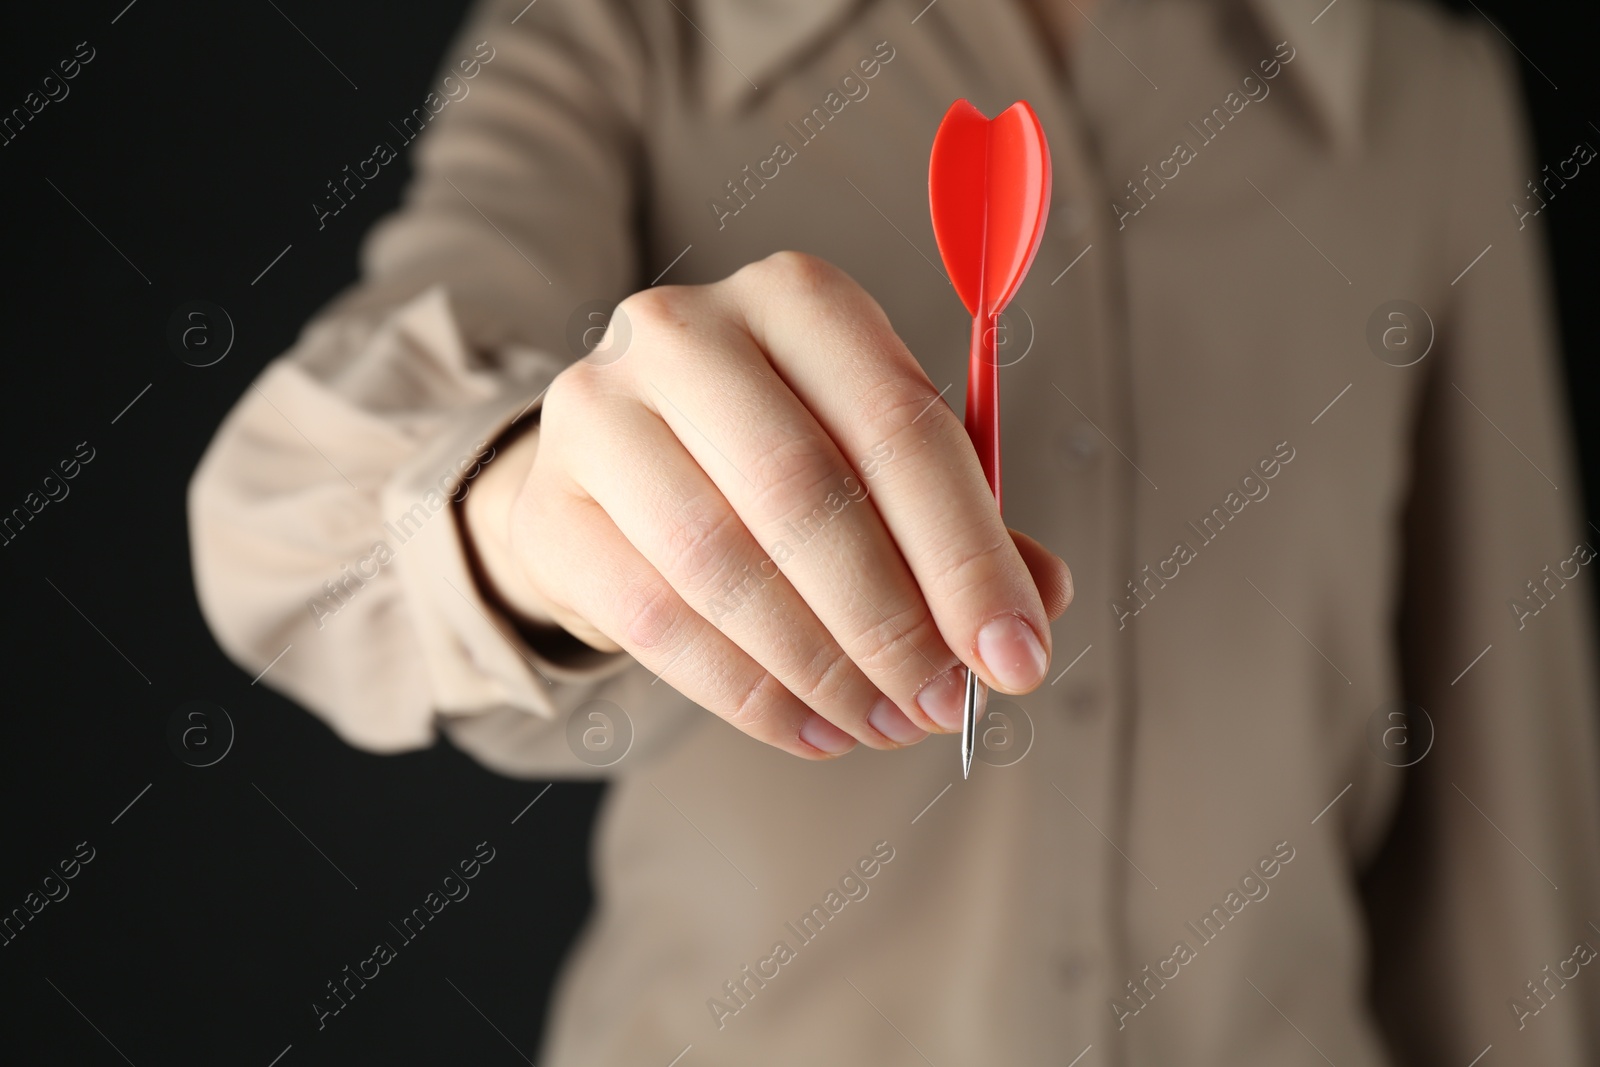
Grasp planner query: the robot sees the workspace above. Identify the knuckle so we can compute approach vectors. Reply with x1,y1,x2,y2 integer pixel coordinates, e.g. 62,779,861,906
749,435,849,514
722,671,784,732
858,374,942,435
788,644,860,710
617,577,686,653
857,372,933,420
857,375,964,468
848,599,947,677
930,533,1016,602
541,363,602,434
616,286,693,339
656,504,750,601
755,250,841,299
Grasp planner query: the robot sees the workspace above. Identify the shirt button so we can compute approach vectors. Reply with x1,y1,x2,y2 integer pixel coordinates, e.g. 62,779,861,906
1054,198,1088,237
1065,684,1101,721
1054,425,1100,468
1057,949,1094,987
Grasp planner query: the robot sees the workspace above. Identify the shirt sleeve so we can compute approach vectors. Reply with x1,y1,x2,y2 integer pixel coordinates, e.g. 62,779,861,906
186,0,652,755
1361,22,1600,1063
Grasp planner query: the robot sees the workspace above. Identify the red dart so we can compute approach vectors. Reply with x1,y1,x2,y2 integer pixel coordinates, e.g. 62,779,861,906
928,98,1052,777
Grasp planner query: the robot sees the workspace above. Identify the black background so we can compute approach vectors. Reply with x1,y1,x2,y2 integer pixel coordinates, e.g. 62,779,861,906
0,1,1593,1064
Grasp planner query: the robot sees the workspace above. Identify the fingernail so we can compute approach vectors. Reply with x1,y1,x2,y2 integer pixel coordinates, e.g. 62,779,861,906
915,668,966,732
976,615,1048,691
868,696,927,745
799,713,856,755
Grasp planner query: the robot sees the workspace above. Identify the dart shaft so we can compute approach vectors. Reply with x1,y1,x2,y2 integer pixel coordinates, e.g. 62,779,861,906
961,309,1002,776
965,311,1002,513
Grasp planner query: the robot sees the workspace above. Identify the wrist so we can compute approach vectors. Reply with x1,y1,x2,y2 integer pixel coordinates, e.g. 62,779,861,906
459,419,563,629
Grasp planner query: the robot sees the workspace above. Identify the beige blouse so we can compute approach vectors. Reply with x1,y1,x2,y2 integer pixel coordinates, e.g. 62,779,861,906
188,0,1600,1062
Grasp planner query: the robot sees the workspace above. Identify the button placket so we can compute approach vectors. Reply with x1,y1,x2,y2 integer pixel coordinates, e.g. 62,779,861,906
1065,683,1102,721
1057,948,1095,988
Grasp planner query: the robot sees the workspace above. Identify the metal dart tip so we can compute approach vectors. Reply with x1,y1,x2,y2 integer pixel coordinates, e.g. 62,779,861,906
960,667,986,779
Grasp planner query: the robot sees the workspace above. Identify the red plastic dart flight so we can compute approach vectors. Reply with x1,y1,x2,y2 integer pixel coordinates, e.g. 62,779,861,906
928,98,1052,778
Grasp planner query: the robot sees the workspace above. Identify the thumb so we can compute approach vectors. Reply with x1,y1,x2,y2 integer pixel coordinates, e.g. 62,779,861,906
1009,528,1073,621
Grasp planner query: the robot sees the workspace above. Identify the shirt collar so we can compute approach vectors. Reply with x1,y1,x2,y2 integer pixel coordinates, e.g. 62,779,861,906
1249,0,1371,151
695,0,1371,151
